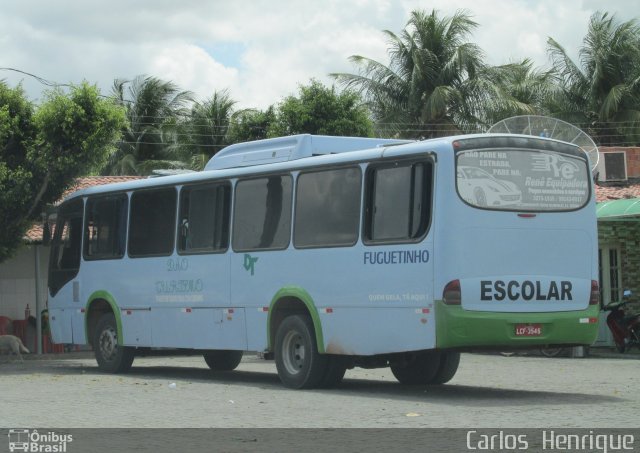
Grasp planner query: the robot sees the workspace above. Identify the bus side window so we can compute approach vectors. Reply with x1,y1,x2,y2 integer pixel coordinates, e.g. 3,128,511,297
364,160,432,243
178,183,230,254
128,188,177,258
294,167,362,248
232,175,292,252
83,194,128,260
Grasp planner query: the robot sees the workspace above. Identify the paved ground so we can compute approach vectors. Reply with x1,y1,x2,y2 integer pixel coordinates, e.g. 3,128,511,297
1,351,638,428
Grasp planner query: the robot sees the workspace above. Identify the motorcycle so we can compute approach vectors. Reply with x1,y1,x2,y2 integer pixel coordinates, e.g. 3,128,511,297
603,290,640,353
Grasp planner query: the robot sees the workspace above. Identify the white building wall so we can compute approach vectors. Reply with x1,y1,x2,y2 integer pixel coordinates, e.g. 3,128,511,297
0,244,49,321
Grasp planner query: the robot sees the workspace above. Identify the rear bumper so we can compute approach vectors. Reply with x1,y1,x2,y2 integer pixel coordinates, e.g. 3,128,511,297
435,300,599,348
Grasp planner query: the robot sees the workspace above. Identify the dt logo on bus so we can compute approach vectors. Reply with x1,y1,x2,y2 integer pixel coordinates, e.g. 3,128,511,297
243,254,259,276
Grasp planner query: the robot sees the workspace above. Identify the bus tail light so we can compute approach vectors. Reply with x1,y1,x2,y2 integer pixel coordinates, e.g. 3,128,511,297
590,280,599,305
443,280,461,305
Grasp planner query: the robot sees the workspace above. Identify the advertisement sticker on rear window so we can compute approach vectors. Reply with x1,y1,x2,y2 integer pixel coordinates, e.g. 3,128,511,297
456,149,590,211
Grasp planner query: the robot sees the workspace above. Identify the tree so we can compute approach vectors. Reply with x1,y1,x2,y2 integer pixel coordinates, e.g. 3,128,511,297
269,80,373,137
481,59,556,127
227,106,276,144
104,75,193,175
546,12,640,146
0,81,125,262
180,89,236,170
332,9,534,138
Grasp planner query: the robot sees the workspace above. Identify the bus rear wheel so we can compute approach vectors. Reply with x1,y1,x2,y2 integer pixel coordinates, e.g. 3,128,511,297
429,352,460,385
94,313,134,373
203,350,243,371
391,351,441,385
540,347,564,357
274,315,327,389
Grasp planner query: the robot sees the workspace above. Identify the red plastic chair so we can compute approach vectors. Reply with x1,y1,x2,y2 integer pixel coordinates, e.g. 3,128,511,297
0,316,13,335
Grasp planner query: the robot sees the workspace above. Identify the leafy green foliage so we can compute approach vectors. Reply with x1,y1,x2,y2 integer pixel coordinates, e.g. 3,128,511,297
333,9,558,138
269,80,373,137
480,59,555,126
546,12,640,145
179,89,237,170
0,81,125,262
227,106,276,144
105,75,193,175
333,10,489,138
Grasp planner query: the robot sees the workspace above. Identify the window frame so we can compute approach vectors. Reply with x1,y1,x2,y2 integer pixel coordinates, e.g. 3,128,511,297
362,158,434,246
293,164,363,250
176,181,231,256
127,187,178,259
82,192,129,261
232,173,293,253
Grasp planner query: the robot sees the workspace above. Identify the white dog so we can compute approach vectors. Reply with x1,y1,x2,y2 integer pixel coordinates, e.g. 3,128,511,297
0,335,30,361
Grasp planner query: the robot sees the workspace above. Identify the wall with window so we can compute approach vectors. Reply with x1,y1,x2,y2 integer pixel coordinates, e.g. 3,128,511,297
596,220,640,346
598,221,640,298
600,147,640,178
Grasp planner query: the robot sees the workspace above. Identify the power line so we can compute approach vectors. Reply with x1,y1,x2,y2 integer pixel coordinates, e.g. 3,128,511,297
3,67,639,145
0,67,71,88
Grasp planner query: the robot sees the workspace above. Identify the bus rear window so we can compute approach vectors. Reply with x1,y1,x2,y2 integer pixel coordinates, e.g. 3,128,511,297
456,149,590,211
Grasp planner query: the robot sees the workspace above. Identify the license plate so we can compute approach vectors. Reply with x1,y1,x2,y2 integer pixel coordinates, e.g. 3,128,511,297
515,324,542,336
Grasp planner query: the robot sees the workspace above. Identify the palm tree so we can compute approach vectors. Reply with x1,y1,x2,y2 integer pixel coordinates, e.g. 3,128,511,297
481,59,556,127
179,89,237,170
546,12,640,146
104,75,193,175
332,9,523,138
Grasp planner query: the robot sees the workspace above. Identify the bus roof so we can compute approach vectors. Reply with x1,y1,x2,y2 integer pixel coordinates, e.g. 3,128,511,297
64,135,417,201
61,133,581,202
204,134,412,171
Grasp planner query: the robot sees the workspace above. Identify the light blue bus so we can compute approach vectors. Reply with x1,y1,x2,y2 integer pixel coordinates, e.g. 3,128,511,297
48,134,599,389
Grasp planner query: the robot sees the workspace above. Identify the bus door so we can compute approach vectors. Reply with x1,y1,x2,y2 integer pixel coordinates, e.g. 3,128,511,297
48,198,84,344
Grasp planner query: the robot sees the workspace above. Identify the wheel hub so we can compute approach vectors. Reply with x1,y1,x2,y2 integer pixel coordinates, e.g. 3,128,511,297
99,327,118,361
281,331,305,375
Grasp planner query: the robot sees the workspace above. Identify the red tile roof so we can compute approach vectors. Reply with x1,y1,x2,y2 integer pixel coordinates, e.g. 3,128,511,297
595,182,640,202
61,176,142,198
23,224,47,243
24,176,143,243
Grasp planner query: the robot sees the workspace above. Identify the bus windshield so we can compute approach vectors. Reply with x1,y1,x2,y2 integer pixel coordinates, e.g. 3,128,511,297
456,148,590,211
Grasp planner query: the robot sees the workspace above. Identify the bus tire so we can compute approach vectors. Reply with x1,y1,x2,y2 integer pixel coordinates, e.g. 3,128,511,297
318,356,347,388
203,350,243,371
428,351,460,385
391,351,441,385
94,313,134,373
274,315,327,389
540,347,564,358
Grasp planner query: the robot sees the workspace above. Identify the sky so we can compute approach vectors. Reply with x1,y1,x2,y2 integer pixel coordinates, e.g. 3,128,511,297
0,0,636,110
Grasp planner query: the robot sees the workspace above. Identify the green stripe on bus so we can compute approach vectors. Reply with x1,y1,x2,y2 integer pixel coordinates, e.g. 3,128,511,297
85,291,123,345
435,300,599,348
268,287,325,353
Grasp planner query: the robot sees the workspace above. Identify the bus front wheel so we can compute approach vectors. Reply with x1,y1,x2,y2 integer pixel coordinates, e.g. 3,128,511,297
318,355,347,388
203,350,243,371
94,313,134,373
274,315,327,389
